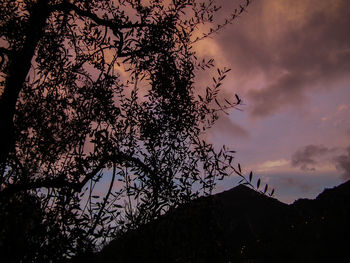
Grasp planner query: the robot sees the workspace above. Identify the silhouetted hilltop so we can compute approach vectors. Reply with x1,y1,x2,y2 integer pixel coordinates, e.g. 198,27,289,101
316,179,350,201
88,180,350,263
288,180,350,262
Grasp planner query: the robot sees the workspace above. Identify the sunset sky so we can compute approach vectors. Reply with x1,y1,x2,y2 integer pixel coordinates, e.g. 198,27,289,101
195,0,350,203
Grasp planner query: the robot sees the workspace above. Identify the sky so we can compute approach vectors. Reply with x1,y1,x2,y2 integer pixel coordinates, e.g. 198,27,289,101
193,0,350,203
19,0,348,205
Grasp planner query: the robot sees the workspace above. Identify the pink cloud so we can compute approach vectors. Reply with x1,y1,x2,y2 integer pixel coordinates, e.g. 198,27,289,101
213,0,350,118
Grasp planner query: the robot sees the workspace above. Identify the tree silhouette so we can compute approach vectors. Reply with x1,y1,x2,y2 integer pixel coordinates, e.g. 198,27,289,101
0,0,269,261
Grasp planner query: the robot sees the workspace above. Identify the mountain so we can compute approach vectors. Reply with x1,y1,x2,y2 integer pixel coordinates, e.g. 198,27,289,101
87,180,350,263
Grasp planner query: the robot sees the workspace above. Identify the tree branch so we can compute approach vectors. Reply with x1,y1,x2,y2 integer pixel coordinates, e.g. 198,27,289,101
52,1,154,31
0,152,156,198
89,162,116,236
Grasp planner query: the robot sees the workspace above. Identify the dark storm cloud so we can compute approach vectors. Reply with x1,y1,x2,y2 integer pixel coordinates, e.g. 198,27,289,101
334,147,350,179
211,113,249,138
248,72,310,117
291,144,334,171
217,0,350,118
292,144,350,177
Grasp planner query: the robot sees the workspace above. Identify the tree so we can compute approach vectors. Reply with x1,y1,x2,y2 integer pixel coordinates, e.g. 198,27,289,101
0,0,271,261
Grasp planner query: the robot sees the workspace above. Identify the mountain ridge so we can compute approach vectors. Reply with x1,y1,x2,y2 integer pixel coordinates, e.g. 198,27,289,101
84,180,350,263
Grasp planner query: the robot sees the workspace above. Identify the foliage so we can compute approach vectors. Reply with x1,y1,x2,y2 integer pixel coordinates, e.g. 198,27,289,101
0,0,272,261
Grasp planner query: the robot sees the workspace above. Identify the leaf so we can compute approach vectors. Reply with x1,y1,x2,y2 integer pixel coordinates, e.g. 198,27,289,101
214,98,221,106
264,184,268,193
235,94,241,104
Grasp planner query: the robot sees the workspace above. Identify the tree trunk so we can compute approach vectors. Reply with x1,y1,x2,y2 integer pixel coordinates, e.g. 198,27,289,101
0,0,50,165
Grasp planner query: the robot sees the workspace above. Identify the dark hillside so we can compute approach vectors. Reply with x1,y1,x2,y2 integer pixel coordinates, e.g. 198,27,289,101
87,180,350,263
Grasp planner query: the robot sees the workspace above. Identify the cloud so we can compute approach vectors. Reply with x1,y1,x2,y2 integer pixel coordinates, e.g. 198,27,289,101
291,144,336,171
334,147,350,179
291,144,350,177
214,0,350,118
210,113,249,138
247,72,309,117
256,159,289,172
